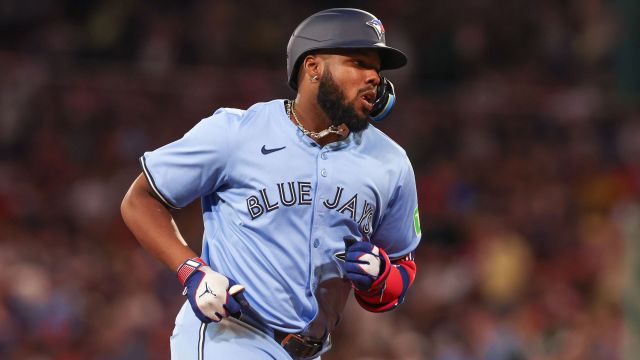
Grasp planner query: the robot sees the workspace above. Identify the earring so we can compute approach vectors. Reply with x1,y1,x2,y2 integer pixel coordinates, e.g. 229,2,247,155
311,75,318,82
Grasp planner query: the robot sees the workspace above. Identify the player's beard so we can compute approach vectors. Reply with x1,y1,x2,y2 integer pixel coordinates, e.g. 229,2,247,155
317,69,370,134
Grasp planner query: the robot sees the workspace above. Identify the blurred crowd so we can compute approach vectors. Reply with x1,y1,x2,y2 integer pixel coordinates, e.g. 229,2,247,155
1,0,639,359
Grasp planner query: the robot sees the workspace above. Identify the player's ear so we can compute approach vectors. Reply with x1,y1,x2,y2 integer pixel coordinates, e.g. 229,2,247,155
301,54,322,83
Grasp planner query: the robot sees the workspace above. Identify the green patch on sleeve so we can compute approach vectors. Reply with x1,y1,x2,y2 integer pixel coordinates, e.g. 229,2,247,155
413,207,421,237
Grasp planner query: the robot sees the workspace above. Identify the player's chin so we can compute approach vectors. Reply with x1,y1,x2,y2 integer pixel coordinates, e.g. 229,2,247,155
345,113,370,133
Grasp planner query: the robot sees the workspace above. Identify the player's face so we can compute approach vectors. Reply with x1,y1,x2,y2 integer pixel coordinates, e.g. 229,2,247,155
316,50,381,133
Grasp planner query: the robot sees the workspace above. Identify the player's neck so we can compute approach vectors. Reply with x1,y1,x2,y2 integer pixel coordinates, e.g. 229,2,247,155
292,96,332,132
290,96,349,147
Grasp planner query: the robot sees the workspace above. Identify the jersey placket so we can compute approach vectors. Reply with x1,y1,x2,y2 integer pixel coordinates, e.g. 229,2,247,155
310,147,331,285
300,145,328,333
294,124,353,328
305,138,351,302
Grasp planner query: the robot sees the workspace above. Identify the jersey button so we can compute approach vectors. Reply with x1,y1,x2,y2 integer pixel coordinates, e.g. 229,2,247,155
313,239,320,248
321,152,328,160
321,169,327,177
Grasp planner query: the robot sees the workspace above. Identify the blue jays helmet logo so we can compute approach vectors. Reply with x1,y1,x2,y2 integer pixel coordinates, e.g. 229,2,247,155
366,19,385,40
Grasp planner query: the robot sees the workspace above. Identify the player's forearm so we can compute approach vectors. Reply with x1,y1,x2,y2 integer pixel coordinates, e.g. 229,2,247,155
121,174,197,271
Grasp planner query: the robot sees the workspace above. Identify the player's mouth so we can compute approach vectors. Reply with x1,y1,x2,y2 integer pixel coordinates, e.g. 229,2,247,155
359,90,376,112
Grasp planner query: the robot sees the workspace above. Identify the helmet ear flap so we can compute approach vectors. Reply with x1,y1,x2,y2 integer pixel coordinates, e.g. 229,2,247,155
369,77,396,121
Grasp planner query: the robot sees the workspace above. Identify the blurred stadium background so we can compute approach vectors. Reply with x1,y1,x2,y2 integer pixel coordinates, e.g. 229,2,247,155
1,0,639,359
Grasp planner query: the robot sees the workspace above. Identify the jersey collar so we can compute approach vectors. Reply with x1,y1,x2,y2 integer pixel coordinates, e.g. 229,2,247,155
278,99,361,151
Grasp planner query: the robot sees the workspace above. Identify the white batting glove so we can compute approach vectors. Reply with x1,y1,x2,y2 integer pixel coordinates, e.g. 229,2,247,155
177,257,244,323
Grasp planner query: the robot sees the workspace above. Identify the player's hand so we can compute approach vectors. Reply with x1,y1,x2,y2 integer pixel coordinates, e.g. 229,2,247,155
341,236,391,293
177,257,244,323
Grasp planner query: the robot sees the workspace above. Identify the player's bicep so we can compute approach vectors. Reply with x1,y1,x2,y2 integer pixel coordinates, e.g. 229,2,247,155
123,173,155,207
130,172,170,207
141,109,232,209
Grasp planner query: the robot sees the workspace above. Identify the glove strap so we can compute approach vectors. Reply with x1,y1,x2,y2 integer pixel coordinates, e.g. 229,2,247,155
177,257,207,286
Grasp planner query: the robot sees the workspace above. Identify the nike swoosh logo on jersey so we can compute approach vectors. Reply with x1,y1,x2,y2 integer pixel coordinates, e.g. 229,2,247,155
261,145,286,155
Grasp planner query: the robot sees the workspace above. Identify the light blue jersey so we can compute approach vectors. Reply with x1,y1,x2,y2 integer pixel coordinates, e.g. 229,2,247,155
141,99,420,342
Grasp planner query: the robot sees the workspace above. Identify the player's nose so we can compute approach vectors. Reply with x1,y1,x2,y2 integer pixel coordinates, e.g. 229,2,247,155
364,69,381,87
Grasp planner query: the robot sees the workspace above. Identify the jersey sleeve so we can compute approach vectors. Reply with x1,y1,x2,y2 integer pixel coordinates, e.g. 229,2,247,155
140,108,232,209
371,158,421,259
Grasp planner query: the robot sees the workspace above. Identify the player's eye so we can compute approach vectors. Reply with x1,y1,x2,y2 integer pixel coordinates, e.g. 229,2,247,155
354,60,380,73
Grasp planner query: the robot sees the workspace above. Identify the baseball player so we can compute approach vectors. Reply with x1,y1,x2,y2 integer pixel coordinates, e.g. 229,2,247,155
121,8,420,360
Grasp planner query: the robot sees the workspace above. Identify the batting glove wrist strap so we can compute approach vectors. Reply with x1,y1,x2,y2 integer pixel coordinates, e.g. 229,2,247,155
355,256,417,313
177,257,207,286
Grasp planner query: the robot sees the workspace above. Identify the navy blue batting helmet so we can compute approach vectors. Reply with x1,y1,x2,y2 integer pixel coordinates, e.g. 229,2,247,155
286,8,407,90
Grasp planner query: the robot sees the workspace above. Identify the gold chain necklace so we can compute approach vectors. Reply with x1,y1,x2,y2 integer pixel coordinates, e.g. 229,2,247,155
286,100,343,140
